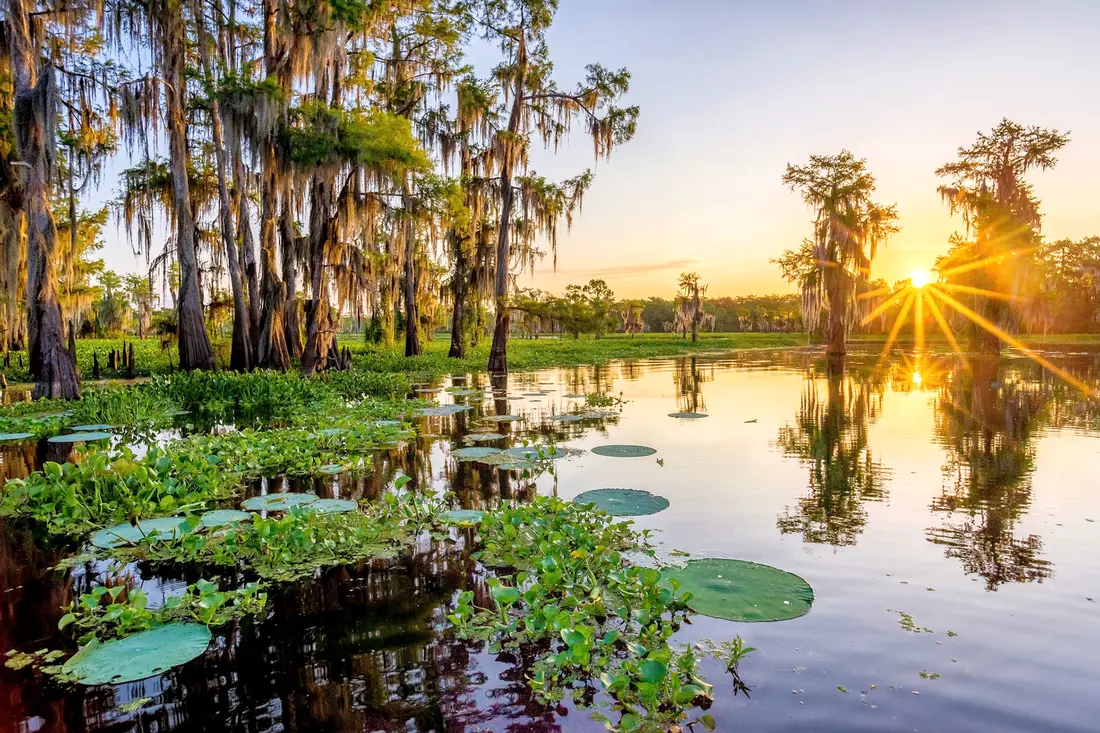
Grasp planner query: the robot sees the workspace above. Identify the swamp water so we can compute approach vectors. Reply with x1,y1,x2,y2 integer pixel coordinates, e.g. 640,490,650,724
0,346,1097,732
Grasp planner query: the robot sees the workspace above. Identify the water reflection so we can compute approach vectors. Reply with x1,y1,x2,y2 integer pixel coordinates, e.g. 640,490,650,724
674,357,713,414
927,357,1054,590
775,359,890,546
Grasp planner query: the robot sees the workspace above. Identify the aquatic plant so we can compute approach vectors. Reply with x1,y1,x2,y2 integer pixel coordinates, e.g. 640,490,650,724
662,558,814,622
573,489,670,517
62,624,213,685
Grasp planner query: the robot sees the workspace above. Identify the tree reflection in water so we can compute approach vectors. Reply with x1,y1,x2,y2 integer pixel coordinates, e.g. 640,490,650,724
776,356,890,546
927,356,1054,590
674,356,713,415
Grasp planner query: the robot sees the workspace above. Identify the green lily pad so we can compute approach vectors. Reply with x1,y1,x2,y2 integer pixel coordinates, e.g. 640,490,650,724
198,509,252,529
442,509,485,524
63,623,212,685
374,420,402,427
306,498,358,514
69,424,115,431
573,488,670,517
319,464,345,474
668,412,708,419
414,387,443,394
466,433,504,442
662,558,815,622
90,517,191,549
317,428,347,436
415,405,472,417
481,414,524,422
591,444,656,458
581,410,619,419
502,445,584,461
0,432,35,442
242,492,319,511
48,431,112,443
452,446,503,460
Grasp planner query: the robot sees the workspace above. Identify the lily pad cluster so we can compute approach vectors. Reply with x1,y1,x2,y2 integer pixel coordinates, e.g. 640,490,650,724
573,488,669,517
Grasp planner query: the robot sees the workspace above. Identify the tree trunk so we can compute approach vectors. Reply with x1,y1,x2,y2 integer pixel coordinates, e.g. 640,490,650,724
195,8,251,372
487,37,526,375
403,194,421,357
279,201,303,358
300,176,331,376
7,0,80,398
825,268,847,356
448,233,468,358
162,9,214,371
234,148,261,345
256,140,290,370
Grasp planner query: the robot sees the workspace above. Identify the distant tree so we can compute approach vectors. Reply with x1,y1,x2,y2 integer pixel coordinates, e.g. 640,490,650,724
94,271,129,337
677,272,707,342
124,275,154,340
584,279,616,338
780,151,899,357
619,299,645,337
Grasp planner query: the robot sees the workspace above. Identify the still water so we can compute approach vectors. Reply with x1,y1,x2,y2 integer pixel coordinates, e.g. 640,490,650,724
1,347,1098,732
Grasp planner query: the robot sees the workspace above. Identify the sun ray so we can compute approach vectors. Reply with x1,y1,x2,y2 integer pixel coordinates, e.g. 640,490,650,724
860,292,906,327
937,245,1038,279
940,282,1018,302
926,287,1097,397
856,285,893,301
923,292,969,373
914,290,925,351
878,290,915,364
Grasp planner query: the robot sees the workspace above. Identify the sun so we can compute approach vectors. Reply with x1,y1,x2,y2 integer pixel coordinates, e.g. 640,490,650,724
909,270,934,288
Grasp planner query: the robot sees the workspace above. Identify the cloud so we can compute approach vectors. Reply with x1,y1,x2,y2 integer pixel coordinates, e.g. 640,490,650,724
535,258,698,279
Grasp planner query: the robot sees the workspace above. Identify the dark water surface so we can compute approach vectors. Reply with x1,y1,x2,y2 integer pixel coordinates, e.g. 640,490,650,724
1,347,1098,732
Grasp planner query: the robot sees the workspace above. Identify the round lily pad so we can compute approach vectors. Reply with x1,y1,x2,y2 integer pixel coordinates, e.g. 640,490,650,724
591,444,656,458
668,412,708,419
481,414,523,422
317,428,346,436
0,432,35,442
48,431,112,443
63,623,212,685
415,405,472,417
198,509,252,528
466,433,504,442
573,489,669,517
306,498,358,514
242,492,319,511
442,509,485,524
69,424,115,431
374,420,403,428
662,558,815,622
90,517,191,549
319,464,345,474
581,410,619,419
452,446,503,460
415,387,443,394
501,445,584,461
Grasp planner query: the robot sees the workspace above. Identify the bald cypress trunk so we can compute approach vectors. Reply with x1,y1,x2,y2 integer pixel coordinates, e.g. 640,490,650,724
403,186,421,357
300,176,331,376
279,201,303,358
7,0,80,398
162,7,214,371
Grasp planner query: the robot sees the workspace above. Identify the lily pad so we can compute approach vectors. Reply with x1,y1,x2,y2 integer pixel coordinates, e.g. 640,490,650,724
442,509,485,524
306,498,358,514
90,517,191,549
452,446,503,460
242,492,319,511
477,453,542,470
502,445,584,461
415,405,472,417
317,428,347,436
481,414,524,422
63,623,212,685
198,509,252,529
573,488,670,517
414,387,443,394
581,410,620,419
69,424,115,431
374,420,403,427
662,558,815,622
319,464,345,474
0,432,35,442
591,444,657,458
668,412,708,419
48,431,112,443
466,433,504,442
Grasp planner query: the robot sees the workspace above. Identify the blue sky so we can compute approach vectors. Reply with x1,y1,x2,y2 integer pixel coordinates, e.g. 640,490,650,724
96,0,1100,300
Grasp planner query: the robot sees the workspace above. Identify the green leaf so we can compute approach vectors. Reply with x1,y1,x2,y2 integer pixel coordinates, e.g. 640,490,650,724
638,659,667,684
700,714,716,732
58,613,76,630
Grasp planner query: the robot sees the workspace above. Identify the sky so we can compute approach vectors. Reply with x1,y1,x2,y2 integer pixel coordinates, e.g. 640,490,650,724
96,0,1100,300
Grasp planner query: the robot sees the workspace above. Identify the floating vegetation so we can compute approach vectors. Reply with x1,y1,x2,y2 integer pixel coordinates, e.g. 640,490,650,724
305,498,358,514
580,409,620,419
69,424,116,431
591,444,657,458
316,428,346,436
414,405,472,417
480,414,524,422
441,509,485,524
319,464,345,474
573,488,670,517
414,387,443,394
465,433,505,441
198,510,252,529
668,412,708,419
241,492,319,512
546,414,583,422
662,558,814,622
451,446,503,460
62,623,212,685
503,445,584,461
90,517,193,549
48,431,112,443
0,432,35,441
